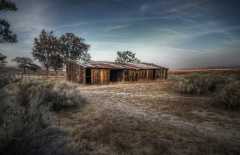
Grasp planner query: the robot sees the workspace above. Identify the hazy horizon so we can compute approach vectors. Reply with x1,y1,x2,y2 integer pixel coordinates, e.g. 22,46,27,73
1,0,240,69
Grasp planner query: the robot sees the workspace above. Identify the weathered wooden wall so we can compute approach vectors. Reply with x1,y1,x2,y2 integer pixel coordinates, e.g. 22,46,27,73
136,70,147,81
91,69,110,84
124,69,158,81
124,70,136,81
155,68,168,80
159,68,168,80
66,62,169,84
66,62,84,83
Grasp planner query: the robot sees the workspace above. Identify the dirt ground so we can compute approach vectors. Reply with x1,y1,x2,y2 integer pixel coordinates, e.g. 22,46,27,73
55,80,240,155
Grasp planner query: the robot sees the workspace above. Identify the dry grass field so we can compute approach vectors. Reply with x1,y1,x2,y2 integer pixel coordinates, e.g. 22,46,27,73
54,79,240,154
1,70,240,155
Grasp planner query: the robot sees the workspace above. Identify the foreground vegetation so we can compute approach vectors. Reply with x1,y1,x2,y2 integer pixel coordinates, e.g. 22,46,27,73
0,78,86,155
57,78,240,155
172,73,240,110
1,71,240,155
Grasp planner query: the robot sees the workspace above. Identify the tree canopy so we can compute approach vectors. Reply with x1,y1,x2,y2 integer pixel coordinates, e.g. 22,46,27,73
32,30,61,74
0,0,17,11
32,30,91,74
115,51,140,64
50,52,64,73
59,33,90,64
0,0,17,43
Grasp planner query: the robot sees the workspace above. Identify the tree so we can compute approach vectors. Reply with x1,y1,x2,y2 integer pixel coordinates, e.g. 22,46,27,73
32,30,62,75
80,52,91,64
59,33,90,64
0,0,17,43
0,52,7,66
0,0,16,10
12,57,33,74
115,51,140,64
49,35,63,73
50,53,63,73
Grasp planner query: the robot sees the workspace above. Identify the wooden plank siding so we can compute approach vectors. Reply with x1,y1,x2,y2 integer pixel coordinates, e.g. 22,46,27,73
123,69,159,82
91,69,110,84
66,62,84,83
66,62,168,84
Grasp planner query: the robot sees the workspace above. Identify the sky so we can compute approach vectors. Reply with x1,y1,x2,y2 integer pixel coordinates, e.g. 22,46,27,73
1,0,240,68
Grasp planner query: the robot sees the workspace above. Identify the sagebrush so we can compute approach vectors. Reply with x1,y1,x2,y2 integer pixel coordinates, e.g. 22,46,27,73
172,73,240,111
212,81,240,110
173,73,229,95
13,80,86,111
0,80,85,155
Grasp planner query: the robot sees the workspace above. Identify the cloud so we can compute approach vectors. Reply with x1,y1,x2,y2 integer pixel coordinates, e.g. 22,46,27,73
1,0,239,68
166,0,209,14
139,0,210,18
140,3,150,13
104,24,130,32
54,22,89,30
1,0,54,65
4,0,54,40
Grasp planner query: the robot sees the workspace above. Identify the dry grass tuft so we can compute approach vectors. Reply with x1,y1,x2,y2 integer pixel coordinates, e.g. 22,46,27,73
212,81,240,110
0,73,20,88
71,110,172,155
172,73,240,111
11,80,87,112
172,73,228,95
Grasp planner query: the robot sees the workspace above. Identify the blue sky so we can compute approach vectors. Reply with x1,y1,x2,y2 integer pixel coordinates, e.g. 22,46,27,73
1,0,240,68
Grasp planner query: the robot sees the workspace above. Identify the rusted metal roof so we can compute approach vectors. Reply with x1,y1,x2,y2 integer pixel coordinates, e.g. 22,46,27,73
76,61,167,70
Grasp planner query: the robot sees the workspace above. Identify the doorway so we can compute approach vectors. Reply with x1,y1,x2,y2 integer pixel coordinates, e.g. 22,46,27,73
85,69,91,84
153,70,156,80
110,69,123,82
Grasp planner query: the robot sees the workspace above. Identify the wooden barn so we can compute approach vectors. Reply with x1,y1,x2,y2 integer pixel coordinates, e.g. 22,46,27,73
66,61,168,84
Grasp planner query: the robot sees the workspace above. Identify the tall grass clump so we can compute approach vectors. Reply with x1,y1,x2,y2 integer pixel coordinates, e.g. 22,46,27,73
173,73,240,110
173,73,228,95
0,80,83,155
212,81,240,110
0,73,20,88
14,80,86,112
46,81,86,111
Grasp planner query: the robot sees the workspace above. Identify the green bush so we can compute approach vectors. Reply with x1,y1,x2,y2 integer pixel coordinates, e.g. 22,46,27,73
212,81,240,110
173,73,228,95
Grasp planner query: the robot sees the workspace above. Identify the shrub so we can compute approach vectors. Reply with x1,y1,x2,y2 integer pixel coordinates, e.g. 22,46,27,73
0,73,20,88
13,80,86,112
173,73,228,95
46,82,86,111
0,80,82,155
212,81,240,110
0,86,70,155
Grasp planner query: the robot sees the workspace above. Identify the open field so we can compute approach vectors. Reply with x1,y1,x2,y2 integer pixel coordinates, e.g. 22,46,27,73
170,68,240,76
54,80,240,154
1,69,240,155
